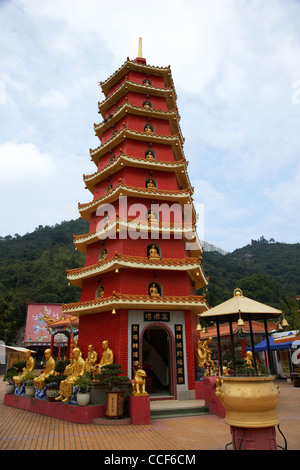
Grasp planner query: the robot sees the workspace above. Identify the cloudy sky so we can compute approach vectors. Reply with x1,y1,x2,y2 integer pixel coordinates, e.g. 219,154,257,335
0,0,299,252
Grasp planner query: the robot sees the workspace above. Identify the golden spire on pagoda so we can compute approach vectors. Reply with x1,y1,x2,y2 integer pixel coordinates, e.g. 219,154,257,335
138,37,143,58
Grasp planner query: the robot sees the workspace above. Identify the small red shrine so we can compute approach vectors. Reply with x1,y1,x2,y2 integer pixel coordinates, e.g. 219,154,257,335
63,43,209,400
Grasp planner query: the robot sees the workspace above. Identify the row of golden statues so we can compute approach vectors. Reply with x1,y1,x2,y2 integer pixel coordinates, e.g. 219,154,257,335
12,341,148,402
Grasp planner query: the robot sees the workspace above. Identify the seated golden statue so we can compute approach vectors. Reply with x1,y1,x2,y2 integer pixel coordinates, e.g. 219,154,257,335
33,349,55,390
147,179,155,189
55,348,85,402
149,283,160,298
144,124,153,135
244,351,254,369
93,340,114,376
148,210,158,224
98,287,104,298
143,101,152,110
101,249,107,260
132,363,148,396
148,244,160,259
85,344,98,373
145,151,155,161
13,350,35,389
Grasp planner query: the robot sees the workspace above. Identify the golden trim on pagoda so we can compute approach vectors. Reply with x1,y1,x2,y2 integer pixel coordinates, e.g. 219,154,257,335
66,253,207,289
89,128,185,165
83,154,190,193
62,292,208,317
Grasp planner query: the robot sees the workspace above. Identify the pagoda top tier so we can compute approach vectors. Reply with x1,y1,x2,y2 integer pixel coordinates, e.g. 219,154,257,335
100,58,177,100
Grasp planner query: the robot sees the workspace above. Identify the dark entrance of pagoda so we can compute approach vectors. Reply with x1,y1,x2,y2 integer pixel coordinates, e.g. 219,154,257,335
142,325,172,397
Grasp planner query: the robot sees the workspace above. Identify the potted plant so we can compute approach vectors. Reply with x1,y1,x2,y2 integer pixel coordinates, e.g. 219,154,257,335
44,374,67,401
3,368,17,394
74,373,93,406
23,370,37,397
94,364,131,419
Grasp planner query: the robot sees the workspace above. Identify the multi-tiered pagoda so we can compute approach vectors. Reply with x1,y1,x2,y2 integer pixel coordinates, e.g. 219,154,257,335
63,43,209,400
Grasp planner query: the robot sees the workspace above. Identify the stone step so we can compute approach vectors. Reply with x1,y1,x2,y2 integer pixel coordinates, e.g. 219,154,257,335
150,405,209,419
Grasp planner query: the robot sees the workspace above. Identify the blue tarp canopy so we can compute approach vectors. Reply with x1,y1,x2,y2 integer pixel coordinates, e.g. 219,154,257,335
247,336,275,352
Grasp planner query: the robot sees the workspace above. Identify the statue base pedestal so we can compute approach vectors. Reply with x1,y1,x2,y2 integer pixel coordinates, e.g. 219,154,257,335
230,425,278,450
195,381,205,399
128,394,151,425
203,377,226,418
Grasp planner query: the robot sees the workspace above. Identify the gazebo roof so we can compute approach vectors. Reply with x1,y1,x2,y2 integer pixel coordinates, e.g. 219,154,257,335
199,288,282,322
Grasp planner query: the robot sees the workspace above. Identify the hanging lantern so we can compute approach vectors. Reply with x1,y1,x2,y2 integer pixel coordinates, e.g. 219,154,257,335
237,312,245,327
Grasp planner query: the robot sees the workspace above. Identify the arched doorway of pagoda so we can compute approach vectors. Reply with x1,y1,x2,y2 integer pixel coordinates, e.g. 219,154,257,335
142,325,174,397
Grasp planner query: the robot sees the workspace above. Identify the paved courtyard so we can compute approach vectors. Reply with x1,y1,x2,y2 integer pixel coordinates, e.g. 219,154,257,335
0,377,299,451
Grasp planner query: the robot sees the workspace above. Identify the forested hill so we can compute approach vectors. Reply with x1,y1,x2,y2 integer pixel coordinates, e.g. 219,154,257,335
0,220,299,344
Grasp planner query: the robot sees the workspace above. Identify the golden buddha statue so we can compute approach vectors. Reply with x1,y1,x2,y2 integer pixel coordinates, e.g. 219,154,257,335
101,249,107,260
85,344,98,373
144,124,153,135
33,349,55,390
93,340,114,376
143,101,152,110
149,283,160,298
145,151,155,161
148,210,158,224
98,287,104,298
13,350,35,389
146,179,155,188
55,348,85,402
148,244,160,259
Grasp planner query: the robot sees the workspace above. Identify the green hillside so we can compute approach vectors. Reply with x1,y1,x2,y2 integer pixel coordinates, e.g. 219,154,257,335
0,222,299,344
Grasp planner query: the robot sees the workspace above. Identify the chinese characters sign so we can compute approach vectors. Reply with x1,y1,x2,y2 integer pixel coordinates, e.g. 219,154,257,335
175,324,185,384
144,312,170,322
131,324,140,377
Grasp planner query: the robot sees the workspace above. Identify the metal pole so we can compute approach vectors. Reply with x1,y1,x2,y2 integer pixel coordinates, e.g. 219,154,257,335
248,313,258,375
229,319,237,376
216,317,223,375
263,316,274,374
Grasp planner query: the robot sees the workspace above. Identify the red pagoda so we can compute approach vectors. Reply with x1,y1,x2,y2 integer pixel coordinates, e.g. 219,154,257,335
63,42,209,400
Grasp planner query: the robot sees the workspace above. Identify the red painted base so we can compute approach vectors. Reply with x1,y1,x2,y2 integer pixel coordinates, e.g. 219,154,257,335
195,381,205,399
128,394,151,425
4,394,105,424
230,425,278,450
203,377,226,418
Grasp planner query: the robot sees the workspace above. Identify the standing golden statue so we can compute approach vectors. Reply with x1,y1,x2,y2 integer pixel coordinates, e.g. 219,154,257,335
55,348,85,402
195,337,216,381
13,350,35,389
93,340,114,376
33,349,55,390
244,351,254,369
85,344,98,373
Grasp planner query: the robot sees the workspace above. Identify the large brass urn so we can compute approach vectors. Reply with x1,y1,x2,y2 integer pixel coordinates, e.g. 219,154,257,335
216,375,280,428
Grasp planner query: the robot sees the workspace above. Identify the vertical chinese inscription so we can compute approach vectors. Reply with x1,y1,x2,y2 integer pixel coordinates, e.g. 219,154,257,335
131,324,140,378
175,324,185,384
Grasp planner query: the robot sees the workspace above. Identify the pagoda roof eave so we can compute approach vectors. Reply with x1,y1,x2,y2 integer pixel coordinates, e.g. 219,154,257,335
78,184,195,222
89,128,185,165
62,293,208,317
100,60,177,99
94,102,183,143
84,154,190,193
98,80,177,119
66,254,207,289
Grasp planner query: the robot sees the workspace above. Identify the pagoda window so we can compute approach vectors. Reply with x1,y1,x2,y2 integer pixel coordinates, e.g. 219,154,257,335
143,78,152,87
147,209,159,224
145,150,156,161
145,178,157,189
147,243,161,259
98,248,108,261
148,282,163,298
105,184,113,194
144,123,154,134
95,286,104,300
143,100,152,110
